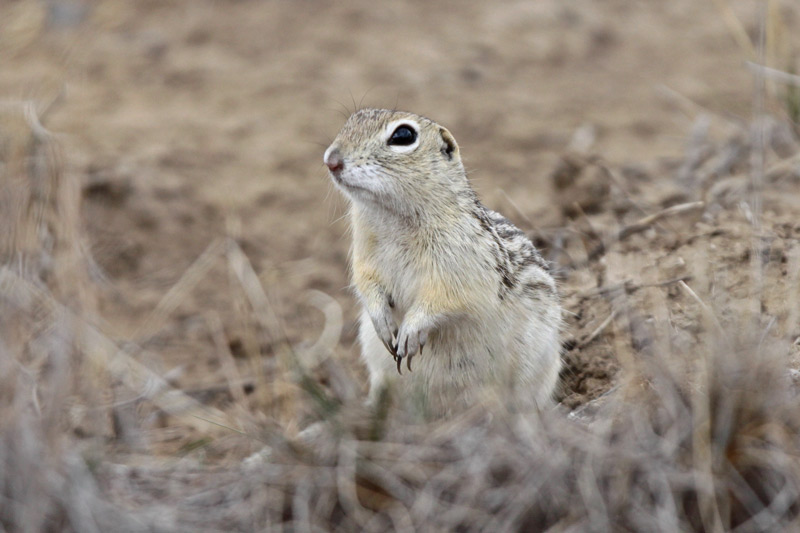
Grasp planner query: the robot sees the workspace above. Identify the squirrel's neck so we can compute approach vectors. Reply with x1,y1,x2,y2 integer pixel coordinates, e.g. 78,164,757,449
350,187,478,238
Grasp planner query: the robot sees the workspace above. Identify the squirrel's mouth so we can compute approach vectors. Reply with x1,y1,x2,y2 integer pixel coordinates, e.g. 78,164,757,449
329,168,370,194
329,169,345,186
329,170,349,187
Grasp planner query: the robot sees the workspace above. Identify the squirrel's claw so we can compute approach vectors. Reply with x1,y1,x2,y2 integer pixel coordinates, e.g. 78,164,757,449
381,338,397,359
370,304,399,360
406,337,425,372
395,320,431,374
392,340,403,374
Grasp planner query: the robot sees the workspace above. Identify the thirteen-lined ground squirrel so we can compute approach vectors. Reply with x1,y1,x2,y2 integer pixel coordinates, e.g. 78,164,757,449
324,108,561,417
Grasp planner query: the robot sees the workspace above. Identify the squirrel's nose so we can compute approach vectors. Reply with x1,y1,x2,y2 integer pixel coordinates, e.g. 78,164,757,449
324,147,344,173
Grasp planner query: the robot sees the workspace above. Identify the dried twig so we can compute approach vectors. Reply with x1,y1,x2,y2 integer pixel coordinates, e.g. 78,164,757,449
576,275,692,299
616,201,705,241
576,308,621,349
572,201,705,267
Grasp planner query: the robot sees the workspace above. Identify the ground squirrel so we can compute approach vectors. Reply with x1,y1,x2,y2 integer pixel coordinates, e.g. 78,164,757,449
324,108,561,416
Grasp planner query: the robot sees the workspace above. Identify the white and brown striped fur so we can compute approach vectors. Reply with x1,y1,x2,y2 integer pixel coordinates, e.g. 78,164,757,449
324,108,561,417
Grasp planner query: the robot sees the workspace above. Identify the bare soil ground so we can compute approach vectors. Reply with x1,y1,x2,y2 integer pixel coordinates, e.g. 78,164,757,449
2,0,800,530
3,0,799,445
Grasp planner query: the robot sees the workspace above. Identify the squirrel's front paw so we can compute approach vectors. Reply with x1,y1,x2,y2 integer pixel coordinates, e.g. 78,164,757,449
395,319,431,373
369,305,398,360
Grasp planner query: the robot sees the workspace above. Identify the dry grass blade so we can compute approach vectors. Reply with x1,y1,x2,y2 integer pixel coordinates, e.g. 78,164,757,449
297,289,343,370
226,237,285,345
0,267,240,435
710,0,757,59
679,280,725,334
205,310,248,405
134,237,225,341
746,62,800,88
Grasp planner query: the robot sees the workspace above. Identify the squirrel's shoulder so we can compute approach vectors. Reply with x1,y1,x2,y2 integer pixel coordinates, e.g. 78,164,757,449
467,202,555,303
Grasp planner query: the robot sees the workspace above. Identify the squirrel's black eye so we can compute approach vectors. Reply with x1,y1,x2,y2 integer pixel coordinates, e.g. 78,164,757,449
388,125,417,146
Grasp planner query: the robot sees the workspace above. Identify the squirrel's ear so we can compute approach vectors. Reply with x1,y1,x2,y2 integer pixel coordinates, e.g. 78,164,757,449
439,127,459,161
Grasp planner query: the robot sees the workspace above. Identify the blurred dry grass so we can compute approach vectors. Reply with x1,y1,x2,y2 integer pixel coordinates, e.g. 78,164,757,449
2,1,800,531
2,130,800,530
3,78,800,533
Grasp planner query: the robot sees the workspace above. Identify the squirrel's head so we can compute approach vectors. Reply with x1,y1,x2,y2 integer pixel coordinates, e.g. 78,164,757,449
324,108,467,218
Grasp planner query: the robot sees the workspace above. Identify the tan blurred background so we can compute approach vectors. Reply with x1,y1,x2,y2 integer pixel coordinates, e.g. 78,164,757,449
2,0,798,446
